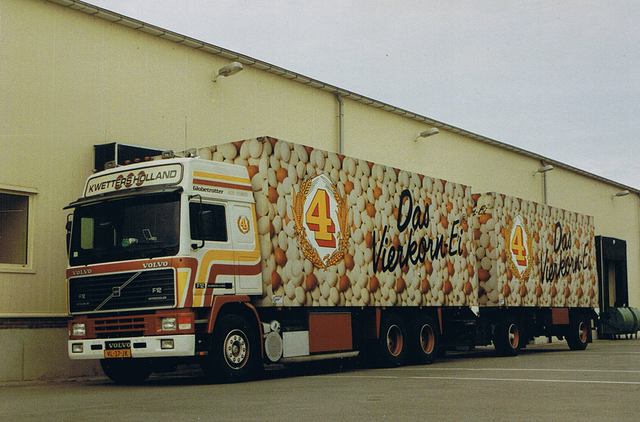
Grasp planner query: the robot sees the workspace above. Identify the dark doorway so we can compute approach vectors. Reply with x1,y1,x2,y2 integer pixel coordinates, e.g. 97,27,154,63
595,236,628,309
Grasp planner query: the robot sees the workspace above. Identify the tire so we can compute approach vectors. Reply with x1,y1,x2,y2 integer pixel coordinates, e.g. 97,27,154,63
494,318,521,357
410,314,440,365
565,315,589,351
376,313,407,367
202,314,261,383
100,358,152,384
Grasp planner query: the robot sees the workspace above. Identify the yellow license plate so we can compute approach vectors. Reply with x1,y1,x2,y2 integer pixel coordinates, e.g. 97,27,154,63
104,349,131,358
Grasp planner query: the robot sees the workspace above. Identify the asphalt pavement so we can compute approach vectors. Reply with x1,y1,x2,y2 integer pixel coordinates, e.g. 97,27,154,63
2,338,640,421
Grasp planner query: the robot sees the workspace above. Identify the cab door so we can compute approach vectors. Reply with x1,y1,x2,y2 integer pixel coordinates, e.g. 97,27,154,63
228,203,262,295
189,200,236,307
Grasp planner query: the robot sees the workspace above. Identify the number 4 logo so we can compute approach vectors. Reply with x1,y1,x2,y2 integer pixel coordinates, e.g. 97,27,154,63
511,224,527,266
292,173,350,269
507,215,533,281
305,189,337,248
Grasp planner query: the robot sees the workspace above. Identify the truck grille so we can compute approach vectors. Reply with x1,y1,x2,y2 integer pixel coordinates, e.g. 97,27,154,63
92,316,151,338
69,269,175,314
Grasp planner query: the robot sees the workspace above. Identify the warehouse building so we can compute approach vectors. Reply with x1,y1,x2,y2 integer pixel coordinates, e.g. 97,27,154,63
1,0,638,381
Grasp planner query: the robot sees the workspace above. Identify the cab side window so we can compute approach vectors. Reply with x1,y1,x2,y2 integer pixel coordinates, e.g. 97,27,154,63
189,203,228,242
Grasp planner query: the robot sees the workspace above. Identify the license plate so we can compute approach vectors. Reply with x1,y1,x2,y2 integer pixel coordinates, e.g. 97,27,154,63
104,341,132,359
104,349,131,358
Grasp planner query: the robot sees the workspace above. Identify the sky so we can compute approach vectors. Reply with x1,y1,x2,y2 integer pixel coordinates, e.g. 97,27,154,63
88,0,640,188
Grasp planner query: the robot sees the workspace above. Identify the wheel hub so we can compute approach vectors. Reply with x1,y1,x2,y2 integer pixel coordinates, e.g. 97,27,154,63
578,321,588,343
420,325,435,354
225,332,248,367
387,325,404,357
508,323,520,348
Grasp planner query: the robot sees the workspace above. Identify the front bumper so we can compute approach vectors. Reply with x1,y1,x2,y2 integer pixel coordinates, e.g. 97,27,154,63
68,335,195,359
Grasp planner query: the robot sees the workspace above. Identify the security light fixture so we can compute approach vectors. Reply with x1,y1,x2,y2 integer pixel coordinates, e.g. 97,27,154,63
415,128,439,141
613,190,630,198
212,62,244,82
533,165,554,176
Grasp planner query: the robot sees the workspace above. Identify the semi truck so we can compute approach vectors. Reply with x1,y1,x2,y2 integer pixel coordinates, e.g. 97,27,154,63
66,136,599,383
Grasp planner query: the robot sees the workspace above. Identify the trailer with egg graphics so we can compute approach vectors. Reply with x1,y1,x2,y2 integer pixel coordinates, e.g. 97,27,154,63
66,137,598,383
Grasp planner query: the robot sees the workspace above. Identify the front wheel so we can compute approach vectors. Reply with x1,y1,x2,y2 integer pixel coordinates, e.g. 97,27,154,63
202,314,262,383
100,358,152,384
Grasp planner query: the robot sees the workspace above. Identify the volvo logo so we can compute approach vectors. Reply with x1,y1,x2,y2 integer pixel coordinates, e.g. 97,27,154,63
142,261,169,269
112,286,121,297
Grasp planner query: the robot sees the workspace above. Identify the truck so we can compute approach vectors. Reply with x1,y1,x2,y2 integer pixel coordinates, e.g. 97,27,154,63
66,136,599,383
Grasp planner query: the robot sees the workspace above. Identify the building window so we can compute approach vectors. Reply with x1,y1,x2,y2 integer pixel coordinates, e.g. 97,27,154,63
0,187,36,272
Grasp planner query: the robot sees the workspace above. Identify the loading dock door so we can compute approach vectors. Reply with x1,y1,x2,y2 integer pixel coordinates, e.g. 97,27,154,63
595,236,628,309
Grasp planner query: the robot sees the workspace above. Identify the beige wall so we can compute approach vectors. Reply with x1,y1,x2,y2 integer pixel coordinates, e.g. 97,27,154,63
1,0,639,379
0,0,344,317
342,100,552,201
0,327,100,380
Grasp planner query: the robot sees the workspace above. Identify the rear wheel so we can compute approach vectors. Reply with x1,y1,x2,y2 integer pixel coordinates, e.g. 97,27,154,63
376,313,407,367
410,314,440,365
100,358,152,384
202,314,262,383
494,318,521,356
566,315,589,350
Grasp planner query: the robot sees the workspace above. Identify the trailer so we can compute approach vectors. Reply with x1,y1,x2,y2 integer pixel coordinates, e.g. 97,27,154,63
66,137,598,383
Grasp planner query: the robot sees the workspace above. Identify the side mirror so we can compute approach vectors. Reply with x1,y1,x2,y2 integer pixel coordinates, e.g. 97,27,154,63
191,210,213,250
65,215,73,257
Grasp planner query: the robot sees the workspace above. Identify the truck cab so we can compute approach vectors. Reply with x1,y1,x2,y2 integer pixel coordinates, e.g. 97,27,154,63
66,155,262,382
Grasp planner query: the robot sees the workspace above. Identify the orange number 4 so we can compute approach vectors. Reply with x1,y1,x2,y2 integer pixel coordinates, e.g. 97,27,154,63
511,225,527,266
305,189,336,248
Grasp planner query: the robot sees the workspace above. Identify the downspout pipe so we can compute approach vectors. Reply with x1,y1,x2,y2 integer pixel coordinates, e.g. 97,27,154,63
537,160,551,204
542,170,548,204
336,94,344,155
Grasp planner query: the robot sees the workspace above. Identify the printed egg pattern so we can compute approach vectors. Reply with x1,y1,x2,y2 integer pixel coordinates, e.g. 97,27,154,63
473,193,598,308
207,137,478,308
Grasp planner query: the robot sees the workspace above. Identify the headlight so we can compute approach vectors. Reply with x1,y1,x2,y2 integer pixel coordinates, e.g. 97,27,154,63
72,323,86,336
161,317,177,331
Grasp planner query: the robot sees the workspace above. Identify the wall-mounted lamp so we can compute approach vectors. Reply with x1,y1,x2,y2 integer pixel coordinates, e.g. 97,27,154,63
212,62,244,82
533,165,554,176
613,190,630,198
415,128,439,141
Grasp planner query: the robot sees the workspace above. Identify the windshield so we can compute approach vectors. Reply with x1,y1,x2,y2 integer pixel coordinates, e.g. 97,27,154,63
69,193,180,266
